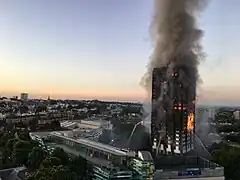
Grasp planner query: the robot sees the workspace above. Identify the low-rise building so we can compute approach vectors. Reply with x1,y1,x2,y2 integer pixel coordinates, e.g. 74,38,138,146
29,131,155,180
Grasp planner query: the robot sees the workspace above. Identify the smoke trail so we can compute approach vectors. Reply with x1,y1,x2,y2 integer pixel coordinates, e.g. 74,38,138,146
142,0,207,91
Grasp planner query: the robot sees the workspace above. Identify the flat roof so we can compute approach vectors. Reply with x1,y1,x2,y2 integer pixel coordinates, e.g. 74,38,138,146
65,123,76,127
30,131,52,137
61,121,76,126
50,132,131,157
48,143,112,167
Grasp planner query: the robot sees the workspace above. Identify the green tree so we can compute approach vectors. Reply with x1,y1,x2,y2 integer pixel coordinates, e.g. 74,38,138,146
13,140,33,165
18,130,31,141
40,157,61,168
28,147,46,171
212,143,240,179
27,165,77,180
51,165,77,180
0,132,14,146
51,148,69,165
68,155,87,177
50,120,61,130
2,138,18,164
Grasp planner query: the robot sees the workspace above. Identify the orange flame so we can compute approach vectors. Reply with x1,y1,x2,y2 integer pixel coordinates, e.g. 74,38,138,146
187,112,194,130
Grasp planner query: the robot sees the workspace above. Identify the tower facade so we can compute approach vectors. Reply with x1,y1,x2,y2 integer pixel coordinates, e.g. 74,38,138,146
20,93,28,101
151,66,196,156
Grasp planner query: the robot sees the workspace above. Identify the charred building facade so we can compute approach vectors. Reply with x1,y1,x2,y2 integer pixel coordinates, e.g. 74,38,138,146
151,66,196,156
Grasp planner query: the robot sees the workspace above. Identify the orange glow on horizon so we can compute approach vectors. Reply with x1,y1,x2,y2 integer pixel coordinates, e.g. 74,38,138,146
0,86,146,101
2,82,240,102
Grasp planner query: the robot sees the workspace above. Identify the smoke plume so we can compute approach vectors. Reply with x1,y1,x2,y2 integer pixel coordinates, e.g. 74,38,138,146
141,0,207,93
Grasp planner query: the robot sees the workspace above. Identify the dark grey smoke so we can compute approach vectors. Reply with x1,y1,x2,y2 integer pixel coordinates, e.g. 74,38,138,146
141,0,208,94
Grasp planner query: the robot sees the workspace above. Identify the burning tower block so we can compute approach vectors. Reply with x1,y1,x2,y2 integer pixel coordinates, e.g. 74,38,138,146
151,66,196,156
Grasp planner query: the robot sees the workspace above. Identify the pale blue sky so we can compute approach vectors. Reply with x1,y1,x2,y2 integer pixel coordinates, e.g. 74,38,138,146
0,0,239,103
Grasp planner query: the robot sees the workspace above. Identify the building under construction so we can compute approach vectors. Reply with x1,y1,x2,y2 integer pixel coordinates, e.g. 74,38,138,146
151,66,196,156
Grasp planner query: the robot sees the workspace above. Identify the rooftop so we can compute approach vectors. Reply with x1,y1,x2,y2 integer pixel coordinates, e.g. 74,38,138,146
50,132,135,157
47,143,113,168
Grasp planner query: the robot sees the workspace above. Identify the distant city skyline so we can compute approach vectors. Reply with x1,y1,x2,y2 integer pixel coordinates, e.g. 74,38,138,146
1,0,240,105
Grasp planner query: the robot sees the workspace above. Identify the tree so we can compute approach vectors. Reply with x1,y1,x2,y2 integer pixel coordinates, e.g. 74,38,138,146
19,105,29,114
225,134,240,144
29,119,37,131
120,106,141,115
18,130,31,141
77,102,85,109
51,165,77,180
2,138,18,165
13,140,33,165
50,100,57,105
27,165,77,180
50,120,61,130
212,143,240,179
51,148,69,165
28,147,46,171
68,104,73,110
40,157,61,168
0,132,14,146
68,155,87,177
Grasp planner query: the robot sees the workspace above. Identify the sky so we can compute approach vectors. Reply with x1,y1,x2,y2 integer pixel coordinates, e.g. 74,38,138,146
0,0,240,105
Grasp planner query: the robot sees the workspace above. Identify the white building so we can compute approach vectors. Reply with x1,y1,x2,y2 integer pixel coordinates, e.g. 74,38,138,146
208,109,215,120
78,120,113,130
60,121,78,129
233,110,240,120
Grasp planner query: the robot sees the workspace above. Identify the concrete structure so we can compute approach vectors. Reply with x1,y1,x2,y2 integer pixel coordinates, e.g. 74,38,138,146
20,93,28,101
154,168,224,180
153,155,224,179
151,67,195,156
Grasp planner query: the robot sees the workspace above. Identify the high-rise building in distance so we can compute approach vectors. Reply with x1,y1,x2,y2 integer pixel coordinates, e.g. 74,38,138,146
151,67,196,157
20,93,28,101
